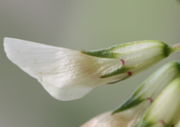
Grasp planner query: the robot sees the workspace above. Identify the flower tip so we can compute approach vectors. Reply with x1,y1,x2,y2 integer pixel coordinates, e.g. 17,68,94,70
3,37,15,57
46,85,93,101
3,37,12,44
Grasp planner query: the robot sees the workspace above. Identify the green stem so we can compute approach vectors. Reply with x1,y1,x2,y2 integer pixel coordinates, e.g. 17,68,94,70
172,43,180,52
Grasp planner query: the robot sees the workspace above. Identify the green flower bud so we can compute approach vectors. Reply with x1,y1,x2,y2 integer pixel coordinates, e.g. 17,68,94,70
113,62,180,113
135,78,180,127
4,38,179,101
82,40,173,79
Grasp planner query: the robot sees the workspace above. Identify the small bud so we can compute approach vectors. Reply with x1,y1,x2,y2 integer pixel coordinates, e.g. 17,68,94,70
135,78,180,127
4,38,179,101
113,62,180,113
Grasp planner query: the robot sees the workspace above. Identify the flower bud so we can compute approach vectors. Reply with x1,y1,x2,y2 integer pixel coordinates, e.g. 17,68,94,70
135,78,180,127
113,62,180,113
4,38,179,101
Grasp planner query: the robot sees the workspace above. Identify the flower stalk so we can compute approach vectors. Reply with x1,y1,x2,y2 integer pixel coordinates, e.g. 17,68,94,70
172,43,180,52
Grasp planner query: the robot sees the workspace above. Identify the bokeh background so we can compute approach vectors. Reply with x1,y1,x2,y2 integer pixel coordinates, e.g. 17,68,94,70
0,0,180,127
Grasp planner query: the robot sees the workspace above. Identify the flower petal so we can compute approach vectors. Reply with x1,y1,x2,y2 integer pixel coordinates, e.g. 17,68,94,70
81,109,140,127
4,37,128,100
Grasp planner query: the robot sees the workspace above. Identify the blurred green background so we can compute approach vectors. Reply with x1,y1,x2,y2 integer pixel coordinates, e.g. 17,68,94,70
0,0,180,127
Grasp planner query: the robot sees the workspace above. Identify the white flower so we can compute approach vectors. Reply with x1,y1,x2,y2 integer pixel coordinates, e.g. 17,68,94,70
3,37,177,101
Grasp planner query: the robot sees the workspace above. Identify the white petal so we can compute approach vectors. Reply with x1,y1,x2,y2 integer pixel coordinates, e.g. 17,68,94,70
81,107,143,127
81,111,134,127
4,37,125,101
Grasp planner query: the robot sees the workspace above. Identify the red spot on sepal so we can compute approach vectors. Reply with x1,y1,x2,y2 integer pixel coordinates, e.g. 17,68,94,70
120,59,125,65
127,71,133,76
159,120,166,126
146,97,154,103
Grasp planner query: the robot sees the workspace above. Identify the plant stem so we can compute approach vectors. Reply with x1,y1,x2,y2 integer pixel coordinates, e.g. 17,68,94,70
173,43,180,52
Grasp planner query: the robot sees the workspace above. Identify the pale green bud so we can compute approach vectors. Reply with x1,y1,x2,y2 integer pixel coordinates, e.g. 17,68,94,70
113,62,180,113
136,78,180,127
82,40,173,79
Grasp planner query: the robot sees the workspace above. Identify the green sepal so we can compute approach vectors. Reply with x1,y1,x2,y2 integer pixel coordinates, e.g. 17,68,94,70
112,85,145,114
82,40,171,59
112,96,144,114
100,66,130,78
177,62,180,71
107,76,129,84
163,43,172,57
81,49,119,58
